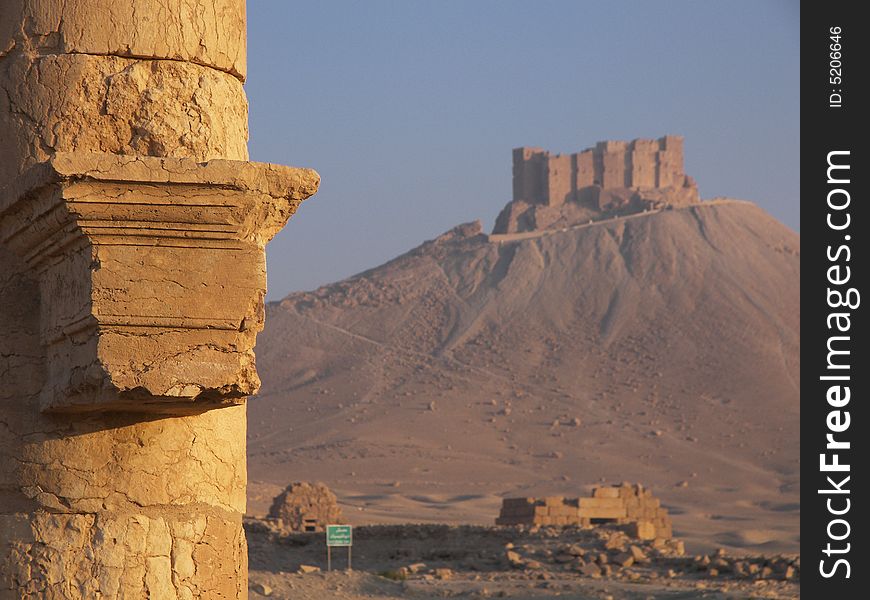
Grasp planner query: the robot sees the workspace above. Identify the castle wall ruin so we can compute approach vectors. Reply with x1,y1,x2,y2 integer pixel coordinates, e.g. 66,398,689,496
0,1,318,597
512,136,697,207
494,136,701,234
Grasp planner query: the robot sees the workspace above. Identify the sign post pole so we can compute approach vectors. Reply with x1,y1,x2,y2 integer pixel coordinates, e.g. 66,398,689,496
326,524,353,571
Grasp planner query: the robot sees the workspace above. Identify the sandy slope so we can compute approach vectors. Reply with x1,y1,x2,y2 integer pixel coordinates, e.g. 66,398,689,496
248,200,800,555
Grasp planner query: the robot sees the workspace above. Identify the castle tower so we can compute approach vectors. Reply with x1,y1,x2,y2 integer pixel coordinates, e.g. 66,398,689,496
512,136,696,206
0,1,318,596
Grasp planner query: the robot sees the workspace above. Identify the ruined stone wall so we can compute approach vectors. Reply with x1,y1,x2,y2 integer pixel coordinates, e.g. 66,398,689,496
511,147,546,206
0,1,318,597
495,484,673,541
512,136,694,207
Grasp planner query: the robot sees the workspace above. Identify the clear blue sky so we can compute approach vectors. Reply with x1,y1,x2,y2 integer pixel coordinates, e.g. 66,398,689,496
247,1,799,300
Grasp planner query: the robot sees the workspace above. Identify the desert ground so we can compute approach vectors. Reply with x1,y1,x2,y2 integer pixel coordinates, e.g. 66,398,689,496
245,520,799,599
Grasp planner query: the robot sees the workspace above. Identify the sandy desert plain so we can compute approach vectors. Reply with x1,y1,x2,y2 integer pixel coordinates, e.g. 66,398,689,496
242,183,800,599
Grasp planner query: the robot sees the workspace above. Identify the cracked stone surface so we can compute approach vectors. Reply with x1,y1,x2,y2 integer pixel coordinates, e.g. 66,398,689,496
0,0,316,596
0,252,250,597
0,52,249,191
0,153,318,414
0,0,246,79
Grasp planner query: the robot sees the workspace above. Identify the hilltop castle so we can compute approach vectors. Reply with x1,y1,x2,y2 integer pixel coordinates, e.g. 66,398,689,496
494,136,700,234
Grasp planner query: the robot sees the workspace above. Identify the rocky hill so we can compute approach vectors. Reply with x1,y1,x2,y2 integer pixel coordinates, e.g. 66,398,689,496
247,193,799,555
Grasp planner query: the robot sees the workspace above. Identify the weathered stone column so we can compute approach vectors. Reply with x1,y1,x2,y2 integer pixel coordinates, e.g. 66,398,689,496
0,1,318,597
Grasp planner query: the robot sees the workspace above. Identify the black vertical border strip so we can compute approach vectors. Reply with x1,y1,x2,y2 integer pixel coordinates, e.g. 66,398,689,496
801,1,867,597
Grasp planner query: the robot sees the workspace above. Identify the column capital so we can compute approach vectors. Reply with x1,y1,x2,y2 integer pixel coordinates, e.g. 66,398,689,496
0,152,319,414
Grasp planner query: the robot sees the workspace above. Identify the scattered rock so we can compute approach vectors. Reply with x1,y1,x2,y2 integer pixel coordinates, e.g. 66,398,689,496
604,535,626,551
434,568,453,580
629,545,648,563
506,550,524,568
298,564,320,574
611,552,634,568
407,562,427,574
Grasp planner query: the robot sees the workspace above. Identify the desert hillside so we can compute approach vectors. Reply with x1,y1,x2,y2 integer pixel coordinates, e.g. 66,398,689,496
248,199,800,555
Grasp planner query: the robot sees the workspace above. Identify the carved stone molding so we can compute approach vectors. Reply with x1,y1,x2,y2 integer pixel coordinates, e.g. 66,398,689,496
0,152,319,414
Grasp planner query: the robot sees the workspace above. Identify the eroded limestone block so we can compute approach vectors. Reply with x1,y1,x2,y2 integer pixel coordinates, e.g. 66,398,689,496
0,152,319,413
0,0,247,79
1,511,246,598
0,53,249,191
7,407,248,514
0,260,251,597
0,284,250,594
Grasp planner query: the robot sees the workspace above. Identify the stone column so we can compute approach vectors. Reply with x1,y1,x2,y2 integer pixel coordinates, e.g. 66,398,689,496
0,1,318,597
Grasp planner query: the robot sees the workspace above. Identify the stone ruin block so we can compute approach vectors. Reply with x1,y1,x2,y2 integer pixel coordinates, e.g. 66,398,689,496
596,140,629,153
512,147,547,204
628,520,657,540
268,482,344,533
495,482,673,540
545,155,573,207
600,151,628,189
574,150,596,188
659,134,684,153
630,149,657,188
0,152,319,414
579,497,623,508
630,138,659,152
593,486,622,499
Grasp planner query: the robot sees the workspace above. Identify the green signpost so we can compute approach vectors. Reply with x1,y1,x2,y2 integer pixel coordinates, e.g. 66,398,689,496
326,524,352,571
